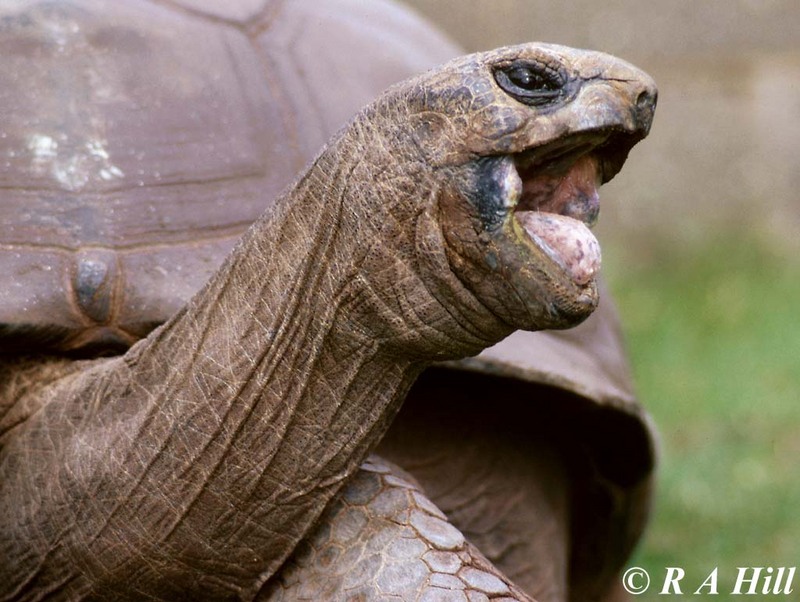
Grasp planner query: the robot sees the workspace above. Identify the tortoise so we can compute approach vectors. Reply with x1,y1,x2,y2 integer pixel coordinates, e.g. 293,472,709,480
0,1,657,601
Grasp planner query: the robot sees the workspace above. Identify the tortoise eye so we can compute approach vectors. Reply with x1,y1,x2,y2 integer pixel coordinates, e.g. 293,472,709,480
494,61,564,107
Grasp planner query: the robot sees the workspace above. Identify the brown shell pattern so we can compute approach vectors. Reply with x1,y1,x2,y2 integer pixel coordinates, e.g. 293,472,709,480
0,0,459,352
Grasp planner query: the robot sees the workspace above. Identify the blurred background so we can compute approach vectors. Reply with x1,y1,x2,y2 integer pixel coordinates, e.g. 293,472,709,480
405,0,800,597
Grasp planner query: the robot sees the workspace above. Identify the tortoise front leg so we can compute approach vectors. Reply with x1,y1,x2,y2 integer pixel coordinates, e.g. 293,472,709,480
259,456,535,602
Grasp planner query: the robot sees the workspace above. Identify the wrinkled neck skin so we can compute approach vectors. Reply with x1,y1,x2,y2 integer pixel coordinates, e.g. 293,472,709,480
0,99,511,599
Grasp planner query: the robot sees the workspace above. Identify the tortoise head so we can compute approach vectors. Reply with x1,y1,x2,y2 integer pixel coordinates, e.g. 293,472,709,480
395,43,656,332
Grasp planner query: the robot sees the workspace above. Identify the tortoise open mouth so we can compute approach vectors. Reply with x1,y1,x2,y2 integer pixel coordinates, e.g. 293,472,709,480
506,129,638,286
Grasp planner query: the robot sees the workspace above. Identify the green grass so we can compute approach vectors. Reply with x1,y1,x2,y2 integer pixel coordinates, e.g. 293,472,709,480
604,231,800,598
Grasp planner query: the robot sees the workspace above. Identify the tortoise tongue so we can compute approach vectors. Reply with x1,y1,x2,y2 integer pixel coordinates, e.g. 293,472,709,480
515,212,601,285
514,154,603,285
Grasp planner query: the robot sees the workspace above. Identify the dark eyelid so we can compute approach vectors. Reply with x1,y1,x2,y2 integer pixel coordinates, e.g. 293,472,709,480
493,59,567,108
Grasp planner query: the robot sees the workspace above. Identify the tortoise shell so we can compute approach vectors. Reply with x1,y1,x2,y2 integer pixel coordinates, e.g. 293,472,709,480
0,0,460,353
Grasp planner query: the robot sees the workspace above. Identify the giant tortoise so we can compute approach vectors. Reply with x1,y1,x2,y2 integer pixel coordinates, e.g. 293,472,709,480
0,1,657,600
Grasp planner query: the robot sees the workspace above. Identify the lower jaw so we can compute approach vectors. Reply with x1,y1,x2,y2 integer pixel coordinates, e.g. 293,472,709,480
541,276,599,327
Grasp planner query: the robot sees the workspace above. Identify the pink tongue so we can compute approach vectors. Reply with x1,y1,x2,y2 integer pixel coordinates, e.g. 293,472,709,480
515,212,601,285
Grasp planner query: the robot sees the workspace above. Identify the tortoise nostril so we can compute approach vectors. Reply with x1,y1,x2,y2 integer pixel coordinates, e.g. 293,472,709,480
634,85,657,130
635,89,651,110
635,83,657,112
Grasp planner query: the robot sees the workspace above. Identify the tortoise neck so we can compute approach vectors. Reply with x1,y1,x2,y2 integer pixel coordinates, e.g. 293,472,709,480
114,117,498,587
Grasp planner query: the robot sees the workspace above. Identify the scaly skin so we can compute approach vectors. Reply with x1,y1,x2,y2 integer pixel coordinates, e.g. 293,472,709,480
259,455,536,602
0,44,655,600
